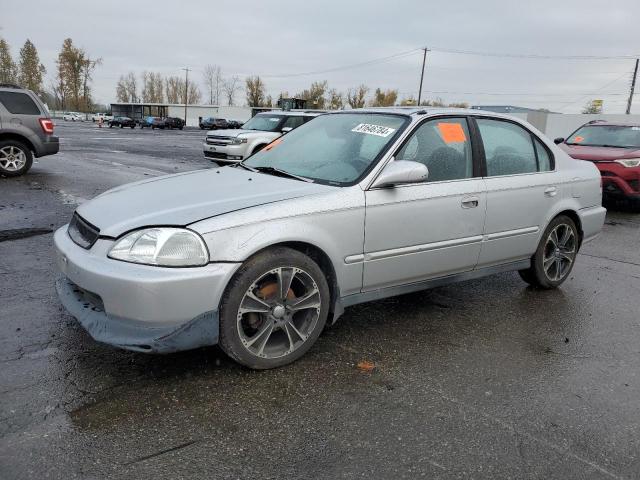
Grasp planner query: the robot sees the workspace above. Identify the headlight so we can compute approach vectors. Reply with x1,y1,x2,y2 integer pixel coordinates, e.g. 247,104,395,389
108,228,209,267
231,137,248,145
615,158,640,168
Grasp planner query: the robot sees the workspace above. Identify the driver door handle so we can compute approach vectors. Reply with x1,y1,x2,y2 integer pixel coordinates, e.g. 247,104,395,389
461,196,479,209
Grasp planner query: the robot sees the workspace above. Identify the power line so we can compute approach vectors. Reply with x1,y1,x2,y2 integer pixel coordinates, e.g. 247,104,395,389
429,47,640,60
555,70,632,111
259,48,422,78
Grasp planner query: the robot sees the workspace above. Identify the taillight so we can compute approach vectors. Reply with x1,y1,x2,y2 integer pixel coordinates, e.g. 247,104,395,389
39,118,54,135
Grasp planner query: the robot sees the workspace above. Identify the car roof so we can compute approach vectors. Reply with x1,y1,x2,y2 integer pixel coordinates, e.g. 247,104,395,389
578,120,640,128
255,110,323,117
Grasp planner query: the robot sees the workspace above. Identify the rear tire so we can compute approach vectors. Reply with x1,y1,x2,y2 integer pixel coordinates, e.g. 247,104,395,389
0,140,33,177
219,247,330,369
519,215,578,289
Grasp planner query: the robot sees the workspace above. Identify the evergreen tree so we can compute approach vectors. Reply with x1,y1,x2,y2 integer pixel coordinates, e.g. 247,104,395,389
0,37,18,84
18,39,46,94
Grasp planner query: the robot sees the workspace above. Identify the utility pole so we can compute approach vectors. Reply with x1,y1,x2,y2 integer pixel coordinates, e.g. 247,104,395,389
626,58,638,115
182,67,191,124
417,47,429,106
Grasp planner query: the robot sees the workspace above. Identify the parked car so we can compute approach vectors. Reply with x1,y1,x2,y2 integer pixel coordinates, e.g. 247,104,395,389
109,116,136,128
199,117,228,130
0,84,59,176
55,108,605,368
63,112,83,121
227,119,243,129
150,117,167,129
203,111,320,163
164,117,185,130
138,116,156,129
557,120,640,209
91,113,113,122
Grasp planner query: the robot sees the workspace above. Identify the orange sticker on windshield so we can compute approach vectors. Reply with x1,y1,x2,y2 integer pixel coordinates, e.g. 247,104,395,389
437,122,466,143
573,136,584,143
263,138,282,151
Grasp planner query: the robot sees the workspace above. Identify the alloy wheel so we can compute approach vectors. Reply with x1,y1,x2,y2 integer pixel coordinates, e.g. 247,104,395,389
543,223,576,281
236,267,321,359
0,146,27,172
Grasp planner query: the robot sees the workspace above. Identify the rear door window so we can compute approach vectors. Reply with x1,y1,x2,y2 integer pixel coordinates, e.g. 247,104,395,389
0,91,41,115
476,118,538,176
281,116,305,130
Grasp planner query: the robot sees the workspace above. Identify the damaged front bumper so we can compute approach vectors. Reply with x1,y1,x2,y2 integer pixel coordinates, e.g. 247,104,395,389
54,226,240,353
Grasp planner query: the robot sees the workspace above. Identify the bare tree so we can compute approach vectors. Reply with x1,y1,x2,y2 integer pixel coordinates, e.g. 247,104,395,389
141,71,164,103
327,88,344,110
347,85,369,108
165,76,182,103
245,75,266,107
296,80,328,109
203,64,223,105
81,56,102,110
370,88,398,107
223,75,241,106
115,72,138,103
187,83,201,104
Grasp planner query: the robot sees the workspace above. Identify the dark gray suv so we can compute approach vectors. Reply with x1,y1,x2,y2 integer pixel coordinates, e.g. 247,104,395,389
0,84,59,177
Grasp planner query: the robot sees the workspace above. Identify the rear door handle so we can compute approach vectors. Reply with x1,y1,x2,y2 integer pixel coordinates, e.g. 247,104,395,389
461,196,479,208
544,186,558,197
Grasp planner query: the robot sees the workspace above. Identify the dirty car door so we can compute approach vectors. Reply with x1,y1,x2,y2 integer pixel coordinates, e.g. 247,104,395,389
362,117,486,291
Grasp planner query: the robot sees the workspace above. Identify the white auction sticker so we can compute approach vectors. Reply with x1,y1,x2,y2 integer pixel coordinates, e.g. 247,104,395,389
351,123,396,137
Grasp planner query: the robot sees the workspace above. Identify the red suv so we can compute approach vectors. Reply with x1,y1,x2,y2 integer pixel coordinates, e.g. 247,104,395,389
558,120,640,209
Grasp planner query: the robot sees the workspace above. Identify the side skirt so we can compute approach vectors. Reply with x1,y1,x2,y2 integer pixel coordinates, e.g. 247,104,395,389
339,259,530,309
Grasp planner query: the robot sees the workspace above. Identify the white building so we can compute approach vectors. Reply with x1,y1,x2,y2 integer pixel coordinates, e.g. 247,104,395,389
110,103,257,127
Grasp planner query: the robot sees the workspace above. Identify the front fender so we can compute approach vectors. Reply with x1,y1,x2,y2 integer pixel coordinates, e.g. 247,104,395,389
192,188,366,297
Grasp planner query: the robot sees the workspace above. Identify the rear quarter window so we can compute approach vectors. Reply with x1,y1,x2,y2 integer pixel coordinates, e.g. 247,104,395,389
0,91,42,115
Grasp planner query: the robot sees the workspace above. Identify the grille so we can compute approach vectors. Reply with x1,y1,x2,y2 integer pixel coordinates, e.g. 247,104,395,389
204,151,229,160
206,136,232,146
68,212,100,249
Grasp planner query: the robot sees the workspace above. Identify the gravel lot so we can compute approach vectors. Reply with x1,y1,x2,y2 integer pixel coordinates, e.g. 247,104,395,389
1,122,639,479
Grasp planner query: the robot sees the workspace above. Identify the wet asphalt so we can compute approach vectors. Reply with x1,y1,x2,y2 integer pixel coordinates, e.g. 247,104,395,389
1,122,639,479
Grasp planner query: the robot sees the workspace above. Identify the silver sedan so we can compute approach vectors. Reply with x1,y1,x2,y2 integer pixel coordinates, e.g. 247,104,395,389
54,108,605,369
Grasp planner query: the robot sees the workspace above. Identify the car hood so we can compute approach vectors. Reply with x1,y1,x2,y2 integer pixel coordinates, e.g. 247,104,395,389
560,144,640,161
76,167,334,237
206,128,278,138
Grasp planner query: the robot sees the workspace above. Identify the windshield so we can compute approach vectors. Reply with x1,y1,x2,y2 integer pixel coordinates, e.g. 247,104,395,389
567,125,640,148
242,114,285,132
244,113,409,185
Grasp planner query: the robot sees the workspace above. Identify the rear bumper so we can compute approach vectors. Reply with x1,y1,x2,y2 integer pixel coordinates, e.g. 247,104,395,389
578,205,607,243
35,136,59,157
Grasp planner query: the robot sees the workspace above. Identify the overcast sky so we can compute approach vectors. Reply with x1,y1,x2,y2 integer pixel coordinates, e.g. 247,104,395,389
1,0,639,113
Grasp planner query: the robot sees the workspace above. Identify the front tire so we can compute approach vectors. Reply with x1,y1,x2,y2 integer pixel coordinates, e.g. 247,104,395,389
219,247,330,369
519,215,578,289
0,140,33,177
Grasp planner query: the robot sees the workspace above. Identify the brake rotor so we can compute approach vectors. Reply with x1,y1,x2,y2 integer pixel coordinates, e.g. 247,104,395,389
245,281,296,330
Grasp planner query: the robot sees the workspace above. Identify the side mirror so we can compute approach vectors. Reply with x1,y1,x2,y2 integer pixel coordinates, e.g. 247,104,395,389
281,127,293,133
554,137,565,145
371,160,429,189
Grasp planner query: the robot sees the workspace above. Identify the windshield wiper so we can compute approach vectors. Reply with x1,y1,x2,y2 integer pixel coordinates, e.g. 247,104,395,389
254,166,313,183
234,162,257,172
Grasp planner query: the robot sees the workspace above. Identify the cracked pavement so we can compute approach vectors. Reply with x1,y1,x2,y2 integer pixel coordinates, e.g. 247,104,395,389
1,122,639,479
